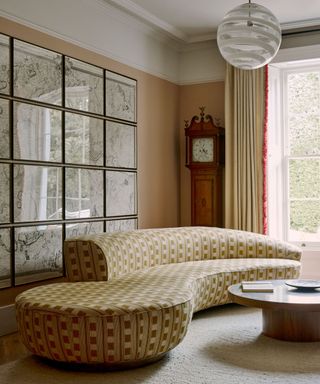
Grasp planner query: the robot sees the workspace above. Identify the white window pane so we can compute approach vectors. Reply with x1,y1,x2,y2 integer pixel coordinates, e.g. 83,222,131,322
65,57,103,115
65,112,103,166
65,168,104,219
14,102,62,162
289,201,320,242
14,165,62,222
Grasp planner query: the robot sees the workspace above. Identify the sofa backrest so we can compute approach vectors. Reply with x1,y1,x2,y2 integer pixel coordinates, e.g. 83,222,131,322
64,226,302,282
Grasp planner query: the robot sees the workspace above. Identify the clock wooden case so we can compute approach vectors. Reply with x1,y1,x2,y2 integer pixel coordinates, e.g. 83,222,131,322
185,107,225,227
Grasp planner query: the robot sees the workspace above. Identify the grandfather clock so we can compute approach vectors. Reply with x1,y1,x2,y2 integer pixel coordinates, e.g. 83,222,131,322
185,107,225,227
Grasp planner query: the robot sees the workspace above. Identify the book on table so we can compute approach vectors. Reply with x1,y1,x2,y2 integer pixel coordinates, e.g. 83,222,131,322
241,281,274,292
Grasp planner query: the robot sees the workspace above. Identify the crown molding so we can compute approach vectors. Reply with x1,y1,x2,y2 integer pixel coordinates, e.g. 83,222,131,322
93,0,182,50
0,4,180,83
101,2,320,45
272,44,320,64
0,0,184,51
103,0,188,42
187,33,216,44
178,74,225,86
178,39,216,53
175,18,320,44
281,18,320,32
103,0,218,44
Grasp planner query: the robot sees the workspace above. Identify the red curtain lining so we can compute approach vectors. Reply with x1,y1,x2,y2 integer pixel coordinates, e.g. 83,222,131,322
263,65,269,235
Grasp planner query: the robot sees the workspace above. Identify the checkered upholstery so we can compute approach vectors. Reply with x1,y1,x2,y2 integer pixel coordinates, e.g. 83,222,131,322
64,227,301,281
16,227,301,366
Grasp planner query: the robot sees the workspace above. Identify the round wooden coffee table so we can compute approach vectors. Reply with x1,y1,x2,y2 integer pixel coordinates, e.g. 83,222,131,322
228,280,320,342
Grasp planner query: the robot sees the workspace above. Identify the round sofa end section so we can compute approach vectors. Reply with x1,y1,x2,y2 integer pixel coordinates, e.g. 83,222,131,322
15,283,192,366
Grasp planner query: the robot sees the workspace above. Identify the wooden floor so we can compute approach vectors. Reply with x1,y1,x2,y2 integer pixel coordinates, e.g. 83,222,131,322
0,332,30,365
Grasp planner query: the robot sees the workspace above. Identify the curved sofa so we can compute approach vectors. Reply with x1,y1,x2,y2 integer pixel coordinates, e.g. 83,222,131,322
16,226,301,367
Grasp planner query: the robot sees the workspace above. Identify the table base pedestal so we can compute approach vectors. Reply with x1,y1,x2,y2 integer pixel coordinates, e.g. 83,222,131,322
262,309,320,342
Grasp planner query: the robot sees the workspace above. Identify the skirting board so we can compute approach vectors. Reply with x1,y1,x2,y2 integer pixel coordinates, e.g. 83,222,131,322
0,304,17,336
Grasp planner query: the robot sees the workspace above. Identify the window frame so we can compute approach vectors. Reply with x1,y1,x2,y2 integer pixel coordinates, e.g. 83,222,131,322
268,61,320,250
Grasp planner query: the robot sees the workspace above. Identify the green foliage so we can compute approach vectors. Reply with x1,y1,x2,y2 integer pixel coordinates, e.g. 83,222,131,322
287,72,320,235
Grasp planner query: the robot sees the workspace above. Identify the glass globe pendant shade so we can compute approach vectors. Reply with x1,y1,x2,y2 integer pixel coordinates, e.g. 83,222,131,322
217,1,281,70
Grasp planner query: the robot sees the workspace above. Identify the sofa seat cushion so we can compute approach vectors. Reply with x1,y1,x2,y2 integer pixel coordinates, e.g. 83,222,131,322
17,258,300,318
118,257,300,312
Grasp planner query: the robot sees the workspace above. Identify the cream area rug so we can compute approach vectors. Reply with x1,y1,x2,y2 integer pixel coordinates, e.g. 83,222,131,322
1,304,320,384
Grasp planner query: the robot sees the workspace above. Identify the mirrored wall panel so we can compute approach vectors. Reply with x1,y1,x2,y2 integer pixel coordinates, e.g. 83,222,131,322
65,57,103,115
66,221,104,238
105,121,136,168
0,34,10,95
106,171,136,216
14,40,62,105
14,165,62,222
0,164,10,223
1,35,138,288
106,218,137,233
15,225,63,285
0,228,10,289
106,71,136,122
65,168,104,219
0,98,9,158
65,112,103,165
14,102,62,162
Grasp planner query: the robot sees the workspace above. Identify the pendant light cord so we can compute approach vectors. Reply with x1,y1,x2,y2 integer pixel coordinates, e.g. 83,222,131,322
247,0,253,27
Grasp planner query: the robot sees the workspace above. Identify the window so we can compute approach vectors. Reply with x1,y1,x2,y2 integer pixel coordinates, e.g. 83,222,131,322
268,60,320,249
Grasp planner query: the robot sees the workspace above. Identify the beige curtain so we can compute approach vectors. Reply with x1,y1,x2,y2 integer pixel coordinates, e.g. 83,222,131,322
225,63,266,233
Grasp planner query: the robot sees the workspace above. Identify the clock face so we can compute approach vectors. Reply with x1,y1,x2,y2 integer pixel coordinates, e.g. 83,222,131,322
192,138,214,162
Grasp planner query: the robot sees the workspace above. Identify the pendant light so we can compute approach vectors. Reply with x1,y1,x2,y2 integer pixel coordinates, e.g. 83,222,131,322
217,0,281,69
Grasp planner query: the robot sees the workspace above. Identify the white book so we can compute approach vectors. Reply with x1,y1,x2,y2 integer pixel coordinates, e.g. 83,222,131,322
241,281,274,292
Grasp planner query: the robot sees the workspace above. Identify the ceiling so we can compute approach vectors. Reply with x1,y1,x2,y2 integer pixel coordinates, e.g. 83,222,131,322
106,0,320,43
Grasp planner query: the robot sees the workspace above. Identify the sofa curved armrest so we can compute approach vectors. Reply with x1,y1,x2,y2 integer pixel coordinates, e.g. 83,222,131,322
217,229,301,262
64,238,108,281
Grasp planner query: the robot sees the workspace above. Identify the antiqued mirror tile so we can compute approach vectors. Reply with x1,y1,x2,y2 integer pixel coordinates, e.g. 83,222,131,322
65,57,103,115
66,221,104,238
0,34,10,95
0,99,9,159
1,34,139,290
106,71,136,122
14,40,62,105
13,102,62,162
105,121,136,168
0,164,10,223
15,225,63,285
106,171,137,216
14,165,62,222
106,218,137,233
0,228,11,289
65,168,104,219
65,112,103,166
